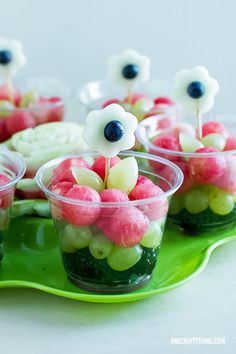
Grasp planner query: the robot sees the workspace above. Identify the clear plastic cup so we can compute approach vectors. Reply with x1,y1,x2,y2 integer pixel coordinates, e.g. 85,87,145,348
0,149,26,261
136,114,236,234
36,151,183,294
0,77,71,142
76,79,178,128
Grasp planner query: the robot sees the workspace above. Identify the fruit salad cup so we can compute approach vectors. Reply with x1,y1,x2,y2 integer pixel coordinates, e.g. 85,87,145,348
36,151,183,294
0,76,71,142
137,114,236,234
0,149,26,262
77,79,177,129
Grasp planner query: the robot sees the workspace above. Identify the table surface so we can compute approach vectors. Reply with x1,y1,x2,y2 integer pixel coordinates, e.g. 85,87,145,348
0,238,235,354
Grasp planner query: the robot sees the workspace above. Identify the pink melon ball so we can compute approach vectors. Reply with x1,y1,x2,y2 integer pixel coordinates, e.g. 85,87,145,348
92,155,120,180
0,174,13,208
129,183,168,220
124,93,146,105
224,136,236,151
0,119,11,142
99,189,129,218
6,111,36,135
154,96,175,106
0,83,21,106
62,185,101,227
102,99,121,108
49,182,74,219
202,121,228,138
175,161,193,194
149,135,181,173
96,206,149,247
189,147,227,184
52,158,91,185
136,175,154,186
51,181,74,196
214,156,236,193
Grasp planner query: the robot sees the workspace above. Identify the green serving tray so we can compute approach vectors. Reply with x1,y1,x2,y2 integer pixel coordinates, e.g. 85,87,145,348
1,216,236,303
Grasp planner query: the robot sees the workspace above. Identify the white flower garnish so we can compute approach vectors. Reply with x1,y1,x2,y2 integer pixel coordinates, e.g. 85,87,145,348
0,37,27,78
107,49,150,87
173,66,219,114
7,122,88,175
83,103,138,158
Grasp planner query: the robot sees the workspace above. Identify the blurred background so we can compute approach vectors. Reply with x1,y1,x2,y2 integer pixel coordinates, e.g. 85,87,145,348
0,0,235,114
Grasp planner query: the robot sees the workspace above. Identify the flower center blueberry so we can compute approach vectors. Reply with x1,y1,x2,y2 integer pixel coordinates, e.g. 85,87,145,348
187,81,205,99
0,50,12,65
122,64,139,80
104,120,124,142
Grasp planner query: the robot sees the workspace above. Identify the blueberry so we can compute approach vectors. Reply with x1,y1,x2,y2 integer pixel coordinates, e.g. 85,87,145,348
187,81,205,99
104,120,124,142
0,50,12,65
122,64,139,80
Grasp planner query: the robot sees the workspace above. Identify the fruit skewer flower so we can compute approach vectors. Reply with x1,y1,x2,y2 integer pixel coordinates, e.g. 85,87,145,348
107,49,150,105
0,37,26,103
82,103,138,184
173,66,219,139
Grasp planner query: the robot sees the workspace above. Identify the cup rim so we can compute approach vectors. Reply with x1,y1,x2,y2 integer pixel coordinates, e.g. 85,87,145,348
0,76,72,113
76,78,174,110
0,148,26,191
136,115,236,158
36,150,183,208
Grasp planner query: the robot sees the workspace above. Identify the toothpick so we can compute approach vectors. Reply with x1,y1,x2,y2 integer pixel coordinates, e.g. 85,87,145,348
197,110,202,139
104,157,110,187
6,76,14,104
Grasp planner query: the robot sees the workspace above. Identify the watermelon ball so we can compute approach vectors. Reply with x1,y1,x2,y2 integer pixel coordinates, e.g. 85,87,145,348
154,96,175,106
0,119,11,142
100,189,129,203
224,136,236,151
0,174,13,209
62,185,101,226
129,183,168,220
124,93,146,105
102,99,121,108
202,121,228,138
0,83,21,106
98,188,129,219
6,111,36,135
51,181,74,196
189,147,227,184
214,156,236,193
51,158,91,185
46,97,64,122
149,135,181,173
96,206,149,247
175,161,193,194
136,175,154,186
92,155,120,180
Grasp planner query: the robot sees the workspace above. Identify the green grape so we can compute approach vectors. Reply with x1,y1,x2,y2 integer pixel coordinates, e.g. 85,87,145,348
0,100,14,117
60,224,93,253
184,189,209,214
89,234,113,259
179,133,203,153
169,195,184,215
140,222,163,248
19,91,38,108
201,133,226,151
107,157,138,194
71,167,105,192
132,98,154,121
107,245,143,271
209,188,234,215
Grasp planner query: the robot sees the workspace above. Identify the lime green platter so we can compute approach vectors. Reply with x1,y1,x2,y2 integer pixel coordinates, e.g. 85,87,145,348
1,216,236,303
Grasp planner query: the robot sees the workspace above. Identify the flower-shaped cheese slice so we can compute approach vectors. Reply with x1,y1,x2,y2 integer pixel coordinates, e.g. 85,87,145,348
107,49,150,87
173,66,219,114
83,104,138,158
0,37,27,78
